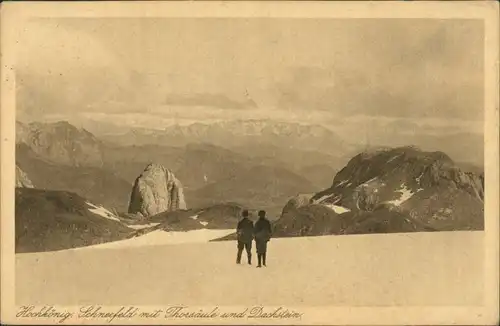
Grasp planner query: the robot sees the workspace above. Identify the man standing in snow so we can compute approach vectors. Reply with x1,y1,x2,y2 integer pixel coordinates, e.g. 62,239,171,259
236,210,254,265
254,210,272,268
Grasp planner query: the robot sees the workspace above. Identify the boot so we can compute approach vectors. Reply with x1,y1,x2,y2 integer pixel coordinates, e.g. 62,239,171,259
256,254,262,268
263,252,267,267
247,254,252,265
236,251,242,264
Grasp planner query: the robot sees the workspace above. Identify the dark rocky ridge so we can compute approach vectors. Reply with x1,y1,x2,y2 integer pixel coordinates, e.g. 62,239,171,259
273,146,484,237
15,188,134,253
313,146,483,206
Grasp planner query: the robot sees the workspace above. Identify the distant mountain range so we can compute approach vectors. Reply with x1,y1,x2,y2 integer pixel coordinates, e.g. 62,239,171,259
98,119,353,157
75,118,484,167
14,120,485,252
15,120,342,213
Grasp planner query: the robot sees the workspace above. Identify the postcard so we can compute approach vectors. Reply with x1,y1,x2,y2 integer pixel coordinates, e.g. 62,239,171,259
1,1,498,325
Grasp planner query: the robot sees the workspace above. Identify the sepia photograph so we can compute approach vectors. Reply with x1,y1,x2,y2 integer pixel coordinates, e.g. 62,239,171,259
1,1,499,325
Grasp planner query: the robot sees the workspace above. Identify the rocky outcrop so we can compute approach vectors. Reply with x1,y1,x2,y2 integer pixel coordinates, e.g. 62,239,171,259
273,201,436,238
310,146,484,231
281,193,313,214
16,120,104,167
275,146,484,237
274,204,340,237
15,188,132,253
128,163,186,218
313,146,484,206
352,184,380,211
16,165,34,188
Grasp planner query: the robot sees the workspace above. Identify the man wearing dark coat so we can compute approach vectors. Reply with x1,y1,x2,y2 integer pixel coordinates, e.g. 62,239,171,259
236,210,254,265
254,210,272,268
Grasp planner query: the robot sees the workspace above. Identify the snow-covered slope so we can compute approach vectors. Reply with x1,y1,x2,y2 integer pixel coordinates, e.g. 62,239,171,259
76,229,235,249
323,204,351,214
16,231,483,307
86,202,121,222
127,223,161,230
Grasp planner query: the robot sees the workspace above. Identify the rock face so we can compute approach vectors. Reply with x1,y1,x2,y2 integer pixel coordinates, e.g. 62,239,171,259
274,204,434,237
280,193,313,217
311,146,484,231
275,146,484,237
274,204,340,237
16,165,34,188
16,120,104,167
15,188,132,253
128,163,186,217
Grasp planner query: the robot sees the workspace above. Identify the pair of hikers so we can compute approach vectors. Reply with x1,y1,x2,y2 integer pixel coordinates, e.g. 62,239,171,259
236,210,272,268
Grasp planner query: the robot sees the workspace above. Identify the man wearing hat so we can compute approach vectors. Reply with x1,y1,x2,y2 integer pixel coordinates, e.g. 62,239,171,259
254,210,272,268
236,209,254,265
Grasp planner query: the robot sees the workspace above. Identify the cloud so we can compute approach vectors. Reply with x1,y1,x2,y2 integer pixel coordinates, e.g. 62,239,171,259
164,92,257,110
272,59,482,121
15,18,484,127
16,19,125,75
270,20,483,121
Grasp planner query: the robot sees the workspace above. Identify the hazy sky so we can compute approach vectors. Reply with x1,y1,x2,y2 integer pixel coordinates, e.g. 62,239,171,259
16,18,484,136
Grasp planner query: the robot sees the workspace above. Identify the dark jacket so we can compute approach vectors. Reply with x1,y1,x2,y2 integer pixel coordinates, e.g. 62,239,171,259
254,217,272,242
237,217,254,243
